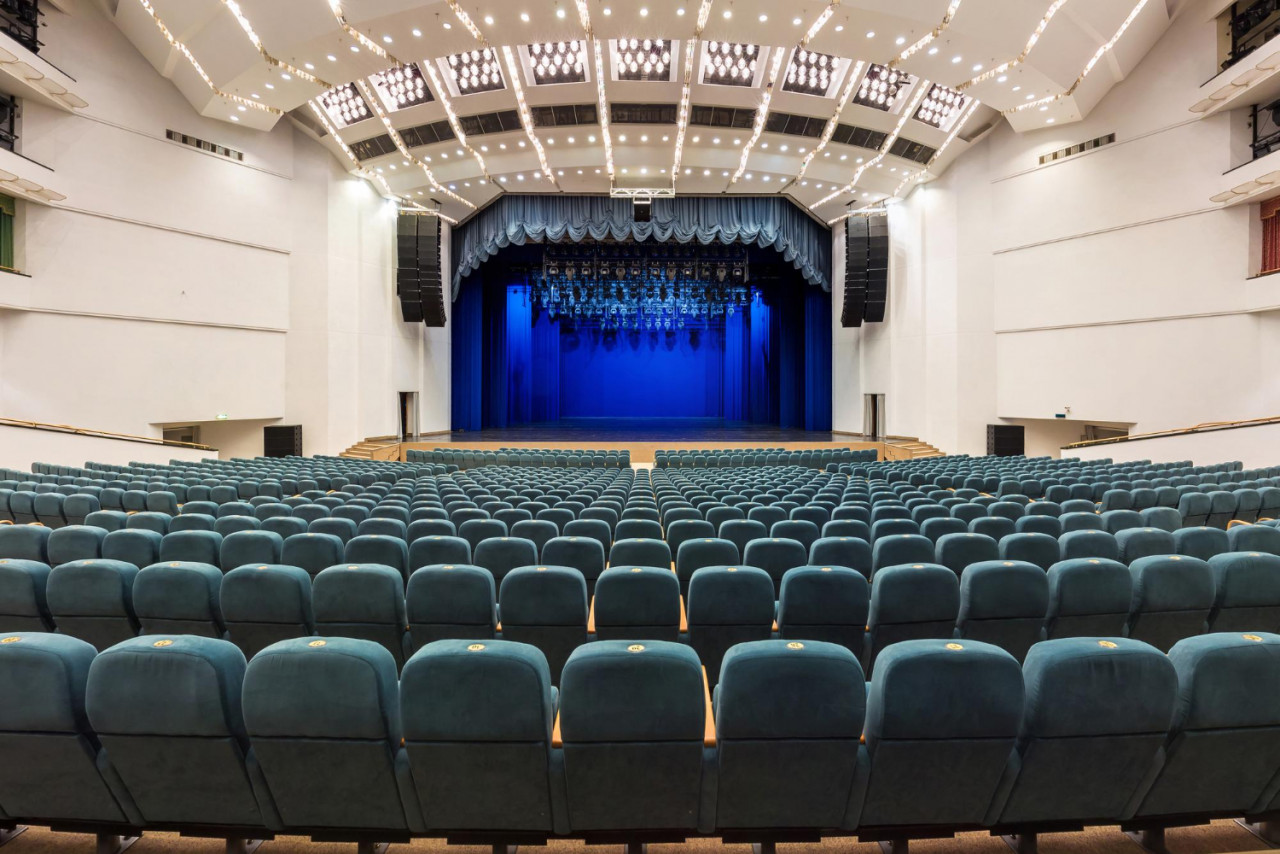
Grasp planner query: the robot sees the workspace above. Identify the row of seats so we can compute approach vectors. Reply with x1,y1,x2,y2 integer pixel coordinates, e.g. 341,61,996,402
656,448,875,468
2,630,1278,851
406,448,632,468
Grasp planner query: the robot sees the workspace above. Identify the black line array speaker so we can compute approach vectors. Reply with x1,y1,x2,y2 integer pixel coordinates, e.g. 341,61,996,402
396,213,446,327
841,213,889,327
986,424,1025,457
264,425,302,458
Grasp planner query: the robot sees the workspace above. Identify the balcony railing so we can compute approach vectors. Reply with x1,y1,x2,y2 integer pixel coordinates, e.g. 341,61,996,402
1224,0,1280,72
0,0,40,55
1252,99,1280,160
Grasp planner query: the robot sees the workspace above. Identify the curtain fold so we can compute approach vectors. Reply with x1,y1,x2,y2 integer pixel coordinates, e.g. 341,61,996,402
451,194,832,295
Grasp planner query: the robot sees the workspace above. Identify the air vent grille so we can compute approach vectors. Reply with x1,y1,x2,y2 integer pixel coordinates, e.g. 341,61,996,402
689,105,757,129
165,130,244,162
458,109,523,136
611,103,678,124
888,138,937,164
763,112,826,138
1039,133,1115,165
531,104,599,127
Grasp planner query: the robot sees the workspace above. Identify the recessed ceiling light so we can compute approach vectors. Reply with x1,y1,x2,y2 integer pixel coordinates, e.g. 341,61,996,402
500,176,508,182
619,134,627,142
684,167,692,174
779,144,788,151
500,143,507,149
760,142,768,149
577,169,583,174
722,170,729,177
692,135,699,142
441,152,448,158
568,136,575,143
762,175,771,182
703,168,711,176
481,145,488,151
265,82,275,89
759,14,767,22
519,140,526,147
350,45,359,52
1025,93,1034,100
662,135,669,141
839,154,846,161
484,15,494,25
951,55,961,63
927,47,938,55
997,75,1007,83
230,115,240,122
517,173,524,180
442,21,451,28
327,54,336,61
588,135,597,142
834,24,843,31
304,62,315,70
1046,118,1055,123
865,30,874,38
556,7,566,17
744,173,752,180
712,137,720,144
640,167,648,174
1039,105,1048,111
621,168,628,174
281,73,292,80
723,9,731,18
895,36,905,45
520,12,529,21
603,6,611,14
972,63,982,71
412,28,422,37
677,6,686,14
548,137,555,144
640,7,649,16
382,35,392,44
641,134,648,142
456,148,464,156
251,93,260,99
465,181,472,186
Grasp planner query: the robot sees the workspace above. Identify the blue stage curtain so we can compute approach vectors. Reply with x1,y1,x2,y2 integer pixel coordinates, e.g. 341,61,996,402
723,308,748,422
748,294,775,425
451,195,832,295
530,308,560,422
450,280,484,432
506,286,534,424
804,287,833,431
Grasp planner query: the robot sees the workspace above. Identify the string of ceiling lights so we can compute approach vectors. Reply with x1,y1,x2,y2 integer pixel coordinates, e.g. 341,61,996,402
671,0,716,186
572,0,617,186
888,0,963,67
217,0,329,88
956,0,1070,91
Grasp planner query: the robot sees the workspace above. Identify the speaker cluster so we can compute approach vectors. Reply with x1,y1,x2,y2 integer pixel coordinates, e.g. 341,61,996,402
842,212,888,327
396,213,447,327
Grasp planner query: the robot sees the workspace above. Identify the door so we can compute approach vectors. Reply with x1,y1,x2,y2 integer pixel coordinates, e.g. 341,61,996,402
399,392,418,441
863,394,885,439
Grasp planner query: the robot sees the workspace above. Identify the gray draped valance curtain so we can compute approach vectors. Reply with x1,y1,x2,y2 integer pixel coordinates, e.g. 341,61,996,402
450,194,832,297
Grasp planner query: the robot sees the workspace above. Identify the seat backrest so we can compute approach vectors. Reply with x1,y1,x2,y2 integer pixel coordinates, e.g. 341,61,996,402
935,532,998,577
1140,506,1182,533
405,564,495,652
686,565,776,685
1060,511,1104,533
401,638,555,832
219,530,284,572
498,566,588,684
133,561,225,638
956,560,1048,662
777,566,870,659
558,641,708,833
860,639,1023,829
1057,529,1118,562
675,538,739,596
870,534,936,577
1207,552,1280,633
866,564,960,671
46,560,140,651
1228,523,1280,556
1171,526,1229,561
593,566,681,642
1126,555,1215,652
997,532,1059,571
84,635,271,828
1116,527,1176,564
1135,632,1280,820
609,537,673,571
808,536,873,578
408,534,472,570
742,537,812,596
242,636,413,831
220,565,315,659
47,525,107,566
1044,558,1133,639
715,639,867,830
997,637,1177,826
540,536,604,593
0,559,54,632
344,535,410,582
313,564,409,667
0,632,140,826
281,532,345,578
0,524,51,563
159,530,223,568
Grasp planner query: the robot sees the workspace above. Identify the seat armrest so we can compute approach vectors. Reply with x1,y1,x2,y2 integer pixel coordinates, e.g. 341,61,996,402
702,666,716,748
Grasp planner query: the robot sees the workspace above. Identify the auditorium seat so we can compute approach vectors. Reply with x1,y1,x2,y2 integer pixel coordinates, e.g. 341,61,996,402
242,636,421,833
497,566,588,684
1057,529,1119,562
539,536,603,596
858,640,1023,834
1172,527,1229,561
865,564,960,672
1115,527,1176,564
609,537,672,570
994,638,1177,832
0,524,50,563
47,525,107,566
687,565,775,684
770,520,821,552
159,530,223,569
84,635,279,835
133,561,226,638
408,534,471,570
400,639,561,835
0,632,144,830
870,519,919,542
1014,515,1061,538
776,566,869,658
219,530,283,571
808,536,873,578
1206,492,1238,529
1043,559,1133,640
63,494,100,527
1206,552,1280,633
405,565,495,651
935,532,998,577
1126,555,1215,652
719,519,769,562
1178,493,1212,528
1059,512,1104,533
955,561,1049,662
46,560,140,650
1141,507,1182,533
1227,523,1280,555
313,564,410,668
592,566,682,642
281,532,346,579
715,639,867,832
0,559,53,632
170,513,217,534
344,535,410,583
220,565,315,658
970,517,1016,541
557,641,712,833
676,538,739,594
614,518,663,542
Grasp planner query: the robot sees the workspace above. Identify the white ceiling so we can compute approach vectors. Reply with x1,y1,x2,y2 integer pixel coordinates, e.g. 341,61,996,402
112,0,1172,222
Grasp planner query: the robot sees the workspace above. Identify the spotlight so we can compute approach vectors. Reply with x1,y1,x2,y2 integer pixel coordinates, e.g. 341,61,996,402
614,38,672,82
528,41,588,84
851,63,913,111
318,82,370,128
447,48,505,94
913,83,966,129
782,48,839,97
369,63,433,111
701,41,759,87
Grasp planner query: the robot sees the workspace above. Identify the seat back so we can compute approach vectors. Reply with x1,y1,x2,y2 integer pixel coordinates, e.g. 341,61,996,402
1172,527,1228,561
1207,552,1280,633
1044,558,1133,639
956,561,1049,662
344,535,410,583
159,530,223,568
741,537,810,595
0,524,51,562
220,565,315,658
777,566,869,658
133,562,225,638
313,564,409,667
1116,527,1176,564
675,538,739,595
1127,555,1215,652
870,534,935,577
406,564,496,651
498,566,588,684
540,536,604,595
281,532,345,578
1228,523,1280,556
866,564,960,671
808,537,872,578
998,532,1060,571
242,637,411,831
220,530,284,572
935,533,998,577
686,565,776,684
593,566,681,642
47,560,140,651
0,559,53,632
47,525,108,567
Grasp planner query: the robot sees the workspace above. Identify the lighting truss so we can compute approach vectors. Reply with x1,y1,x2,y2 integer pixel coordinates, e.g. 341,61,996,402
529,40,588,84
783,49,840,97
318,83,370,128
913,83,966,129
853,64,913,111
369,63,433,111
615,38,673,82
448,48,505,94
701,41,758,86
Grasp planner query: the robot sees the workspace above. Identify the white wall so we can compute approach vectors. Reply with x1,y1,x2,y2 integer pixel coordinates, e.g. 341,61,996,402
845,3,1280,458
1071,421,1280,469
0,423,214,472
0,0,446,462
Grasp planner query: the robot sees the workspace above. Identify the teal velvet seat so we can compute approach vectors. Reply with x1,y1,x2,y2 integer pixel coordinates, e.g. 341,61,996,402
358,518,408,541
313,564,410,668
956,561,1049,662
459,519,508,554
219,530,284,571
808,536,872,578
170,513,217,534
1057,529,1119,562
409,534,472,570
281,532,345,578
498,565,588,685
63,494,100,527
777,566,869,658
1227,523,1280,556
406,564,496,651
1206,492,1238,530
870,519,919,542
1206,552,1280,633
47,525,107,566
935,533,998,577
865,564,960,672
769,520,821,553
1059,512,1104,533
675,538,739,595
344,535,410,584
1172,527,1229,561
85,510,129,533
513,519,563,556
1177,494,1211,528
242,637,421,833
1014,515,1061,538
401,639,560,835
33,492,68,528
1043,558,1132,640
0,524,50,562
741,538,808,595
263,517,308,540
687,565,775,685
133,562,226,638
593,565,681,642
1134,632,1280,823
0,558,53,632
47,560,140,651
1126,556,1214,652
406,518,455,543
1141,507,1183,534
0,633,141,828
995,638,1176,829
715,639,868,832
998,533,1059,571
870,535,935,578
102,529,162,569
540,536,604,596
859,640,1023,833
220,565,315,658
306,517,355,543
158,530,222,569
125,512,170,536
558,641,712,833
610,537,673,571
1116,527,1176,564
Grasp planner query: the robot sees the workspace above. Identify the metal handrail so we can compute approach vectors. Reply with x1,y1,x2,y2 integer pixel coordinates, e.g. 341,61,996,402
1064,415,1280,449
0,417,216,450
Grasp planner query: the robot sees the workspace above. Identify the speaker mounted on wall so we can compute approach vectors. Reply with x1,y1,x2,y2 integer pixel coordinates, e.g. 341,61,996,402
841,212,889,327
396,212,447,327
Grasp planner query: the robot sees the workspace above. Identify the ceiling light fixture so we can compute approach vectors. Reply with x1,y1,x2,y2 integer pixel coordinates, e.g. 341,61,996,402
671,0,715,185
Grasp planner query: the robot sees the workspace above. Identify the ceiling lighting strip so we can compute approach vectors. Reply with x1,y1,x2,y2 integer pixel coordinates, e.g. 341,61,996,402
889,0,963,67
1005,0,1150,113
219,0,330,87
500,45,559,189
812,80,930,207
136,0,279,115
729,0,840,185
826,203,887,225
326,0,391,59
355,78,475,209
445,0,486,42
889,98,979,197
417,60,496,186
957,0,1069,91
787,58,865,187
571,1,617,184
671,0,716,185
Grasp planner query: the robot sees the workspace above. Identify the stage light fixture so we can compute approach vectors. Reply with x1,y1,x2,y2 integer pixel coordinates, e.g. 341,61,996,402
615,38,672,81
319,82,370,128
701,41,758,86
913,82,966,128
783,48,839,96
852,63,912,111
529,40,588,84
369,63,433,110
448,48,505,93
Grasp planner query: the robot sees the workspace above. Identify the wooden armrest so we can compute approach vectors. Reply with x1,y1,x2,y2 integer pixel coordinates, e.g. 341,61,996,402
587,598,596,634
1227,519,1251,529
552,710,562,748
702,666,716,748
679,596,688,633
772,619,778,632
496,621,502,632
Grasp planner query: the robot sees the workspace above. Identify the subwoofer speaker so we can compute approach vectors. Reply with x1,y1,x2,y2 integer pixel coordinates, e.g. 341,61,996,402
264,425,303,458
986,424,1025,457
396,213,446,327
841,213,889,327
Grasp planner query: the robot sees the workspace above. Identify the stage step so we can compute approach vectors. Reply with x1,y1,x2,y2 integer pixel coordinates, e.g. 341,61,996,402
893,439,946,459
339,438,399,460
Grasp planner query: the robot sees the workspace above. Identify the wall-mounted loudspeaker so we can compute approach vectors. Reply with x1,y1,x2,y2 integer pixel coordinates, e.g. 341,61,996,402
986,424,1025,457
263,425,303,458
396,213,447,327
841,212,889,327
